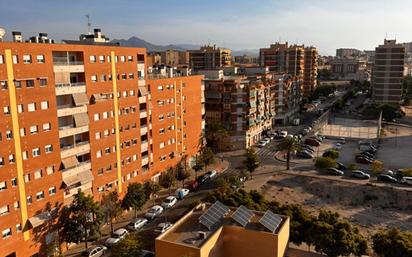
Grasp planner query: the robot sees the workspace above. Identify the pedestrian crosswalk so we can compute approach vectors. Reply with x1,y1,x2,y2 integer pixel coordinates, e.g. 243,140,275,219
256,148,276,159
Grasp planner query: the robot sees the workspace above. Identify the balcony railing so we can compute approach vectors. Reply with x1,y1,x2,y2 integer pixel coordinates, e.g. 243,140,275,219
56,82,86,88
53,57,84,65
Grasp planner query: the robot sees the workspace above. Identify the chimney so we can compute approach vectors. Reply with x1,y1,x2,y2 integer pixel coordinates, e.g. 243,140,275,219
94,28,101,38
12,31,22,42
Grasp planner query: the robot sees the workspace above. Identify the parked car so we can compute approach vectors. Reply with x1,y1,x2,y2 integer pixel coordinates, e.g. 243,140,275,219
82,246,107,257
336,162,347,170
126,218,148,231
301,144,315,151
359,153,374,161
262,137,271,143
360,151,375,159
175,188,190,199
351,170,370,179
377,175,398,183
356,155,373,164
301,146,314,153
187,180,199,191
144,205,164,220
401,177,412,185
338,137,346,144
327,168,344,176
139,250,155,257
105,228,128,247
256,141,267,148
205,170,217,179
155,222,173,234
334,143,343,150
297,151,313,159
305,138,320,146
279,131,288,138
161,196,177,209
197,175,207,184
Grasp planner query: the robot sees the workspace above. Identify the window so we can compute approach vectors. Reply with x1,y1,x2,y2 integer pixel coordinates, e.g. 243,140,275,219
34,169,42,179
32,148,40,157
160,155,166,162
100,74,107,82
103,129,109,136
45,144,53,154
13,201,19,209
157,85,163,91
159,128,165,134
157,100,164,106
11,178,17,187
48,186,56,195
46,166,54,175
89,55,96,63
40,101,49,110
1,80,7,90
9,154,15,164
27,196,32,204
99,55,105,63
0,181,6,191
43,123,51,131
17,104,24,113
39,78,47,86
16,224,22,232
159,142,165,149
129,73,134,79
103,112,108,119
24,174,30,183
95,132,100,139
6,130,12,140
91,75,97,82
36,191,45,201
158,114,164,121
97,168,103,176
120,56,126,62
23,55,32,64
96,150,102,158
26,80,34,88
0,205,9,216
12,55,18,64
94,113,100,121
14,81,21,88
28,103,36,112
30,125,38,134
0,55,3,64
104,147,110,155
36,55,45,63
130,90,135,96
3,106,10,115
2,228,11,238
0,157,4,166
128,56,133,62
22,151,28,160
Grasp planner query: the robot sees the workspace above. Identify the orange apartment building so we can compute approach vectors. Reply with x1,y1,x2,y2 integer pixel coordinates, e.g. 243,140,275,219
0,32,203,257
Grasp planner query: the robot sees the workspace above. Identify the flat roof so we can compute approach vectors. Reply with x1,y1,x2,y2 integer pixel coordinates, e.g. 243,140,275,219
158,204,287,248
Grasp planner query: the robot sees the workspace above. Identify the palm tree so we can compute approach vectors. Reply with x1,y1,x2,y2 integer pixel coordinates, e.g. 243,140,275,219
277,136,299,170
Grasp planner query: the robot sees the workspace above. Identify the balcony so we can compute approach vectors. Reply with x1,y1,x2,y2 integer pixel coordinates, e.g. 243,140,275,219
140,110,148,119
141,156,149,166
59,124,89,138
61,161,91,179
138,79,146,86
139,96,147,104
141,141,148,152
57,105,87,117
140,125,148,135
60,141,90,159
55,82,86,96
53,58,84,73
64,181,92,200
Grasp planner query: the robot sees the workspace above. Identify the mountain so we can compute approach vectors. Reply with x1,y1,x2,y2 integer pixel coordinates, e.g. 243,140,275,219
111,36,200,52
232,49,259,57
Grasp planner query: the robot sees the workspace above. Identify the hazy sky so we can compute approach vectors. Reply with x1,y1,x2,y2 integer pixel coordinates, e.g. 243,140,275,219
2,0,412,55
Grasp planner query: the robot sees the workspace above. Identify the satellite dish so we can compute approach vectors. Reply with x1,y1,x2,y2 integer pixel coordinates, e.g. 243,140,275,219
0,27,6,39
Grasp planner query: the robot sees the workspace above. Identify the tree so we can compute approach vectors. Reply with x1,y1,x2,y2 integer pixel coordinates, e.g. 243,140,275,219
159,167,176,195
192,155,204,179
243,148,260,178
322,149,339,159
63,190,102,249
122,183,147,218
372,228,412,257
206,122,230,152
175,161,191,187
111,233,143,257
200,147,215,173
348,163,357,171
101,191,122,234
143,181,161,204
314,157,337,169
372,160,384,175
277,136,299,170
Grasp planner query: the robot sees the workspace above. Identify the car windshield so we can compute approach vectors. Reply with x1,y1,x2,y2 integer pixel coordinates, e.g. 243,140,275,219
112,233,122,238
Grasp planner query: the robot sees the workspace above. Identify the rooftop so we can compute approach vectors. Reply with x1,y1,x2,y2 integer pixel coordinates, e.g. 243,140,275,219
158,203,287,249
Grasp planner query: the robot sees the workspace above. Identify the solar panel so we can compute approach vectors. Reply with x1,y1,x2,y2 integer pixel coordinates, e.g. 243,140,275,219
259,210,282,233
199,201,230,230
232,205,254,227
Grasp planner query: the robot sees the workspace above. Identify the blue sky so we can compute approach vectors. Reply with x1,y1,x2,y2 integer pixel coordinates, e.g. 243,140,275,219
2,0,412,55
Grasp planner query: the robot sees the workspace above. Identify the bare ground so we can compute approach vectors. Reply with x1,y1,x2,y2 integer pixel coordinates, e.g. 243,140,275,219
261,173,412,237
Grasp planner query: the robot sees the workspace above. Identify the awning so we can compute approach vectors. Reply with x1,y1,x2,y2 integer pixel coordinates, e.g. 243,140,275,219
28,213,50,228
138,86,148,96
63,170,93,187
74,113,89,127
72,93,89,106
61,156,79,169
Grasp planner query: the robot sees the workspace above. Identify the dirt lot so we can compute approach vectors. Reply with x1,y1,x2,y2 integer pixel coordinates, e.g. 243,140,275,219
260,173,412,237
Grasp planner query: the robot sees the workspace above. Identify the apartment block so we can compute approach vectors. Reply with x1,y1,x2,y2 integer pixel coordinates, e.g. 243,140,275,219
273,74,302,125
189,45,232,70
160,50,189,66
303,47,318,95
155,202,290,257
336,48,362,59
330,58,360,80
0,33,203,257
198,68,275,149
372,39,405,105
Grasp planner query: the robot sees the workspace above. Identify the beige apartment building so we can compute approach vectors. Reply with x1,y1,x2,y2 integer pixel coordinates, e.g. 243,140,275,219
160,49,189,66
189,45,232,70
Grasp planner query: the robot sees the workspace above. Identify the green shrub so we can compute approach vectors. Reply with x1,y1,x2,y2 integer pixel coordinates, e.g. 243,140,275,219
315,157,338,169
322,149,339,159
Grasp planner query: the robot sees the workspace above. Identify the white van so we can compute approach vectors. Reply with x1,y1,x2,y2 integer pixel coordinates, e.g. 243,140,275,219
401,177,412,185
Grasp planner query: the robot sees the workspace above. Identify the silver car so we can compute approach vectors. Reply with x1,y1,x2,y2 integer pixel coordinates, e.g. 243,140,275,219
82,246,107,257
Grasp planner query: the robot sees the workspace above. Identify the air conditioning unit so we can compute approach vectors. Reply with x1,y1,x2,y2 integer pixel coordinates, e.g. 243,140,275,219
198,231,207,240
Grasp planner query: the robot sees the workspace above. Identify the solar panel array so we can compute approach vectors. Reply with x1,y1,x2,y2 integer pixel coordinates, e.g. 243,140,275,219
259,210,282,233
232,205,254,227
199,201,230,230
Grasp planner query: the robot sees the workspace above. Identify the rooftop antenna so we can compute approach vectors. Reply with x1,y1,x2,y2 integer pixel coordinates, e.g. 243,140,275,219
85,14,91,34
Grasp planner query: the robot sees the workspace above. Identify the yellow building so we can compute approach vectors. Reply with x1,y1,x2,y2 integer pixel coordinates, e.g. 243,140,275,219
156,202,290,257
